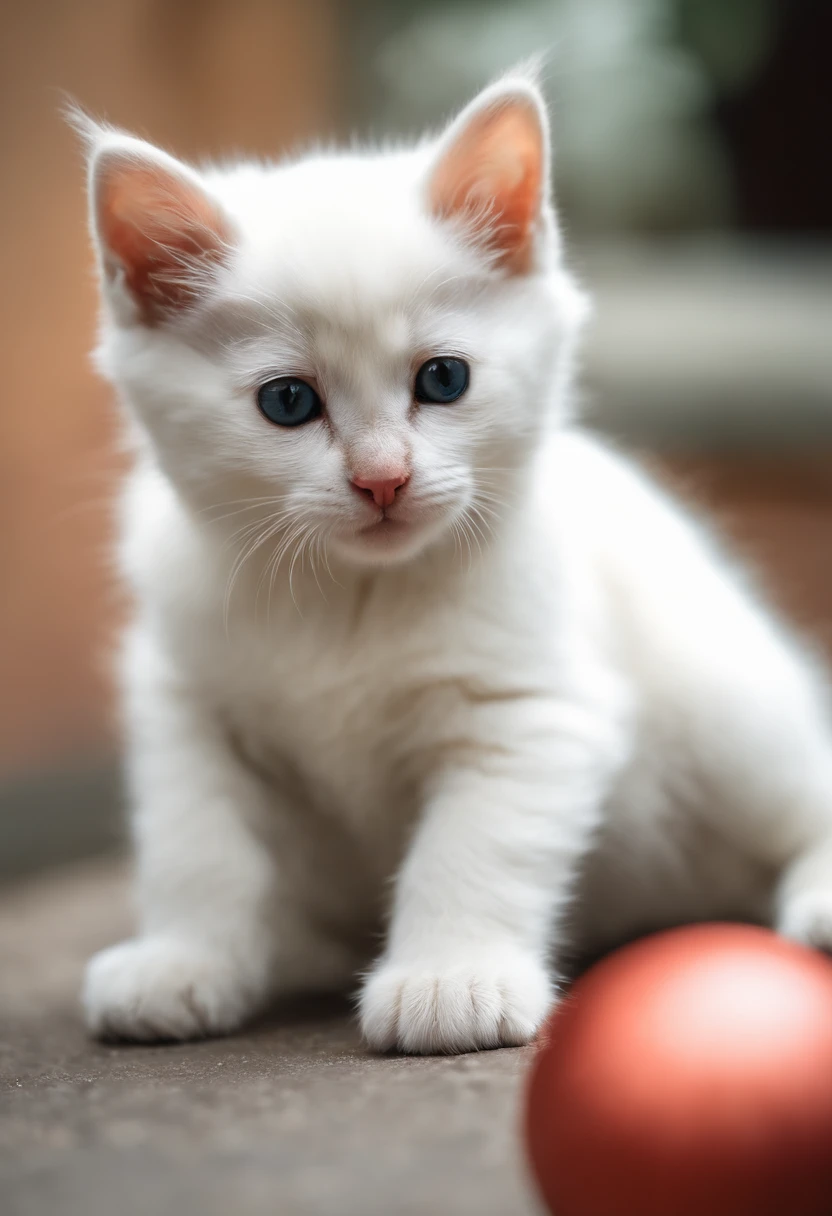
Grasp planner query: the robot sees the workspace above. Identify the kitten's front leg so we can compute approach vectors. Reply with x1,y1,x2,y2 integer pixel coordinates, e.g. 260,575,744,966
84,660,351,1042
360,697,626,1054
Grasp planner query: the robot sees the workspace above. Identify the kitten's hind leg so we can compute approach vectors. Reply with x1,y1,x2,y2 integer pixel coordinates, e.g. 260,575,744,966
686,627,832,953
776,836,832,952
732,687,832,953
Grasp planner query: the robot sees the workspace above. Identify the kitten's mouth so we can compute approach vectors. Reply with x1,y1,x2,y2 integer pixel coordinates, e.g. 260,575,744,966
358,513,411,537
351,498,432,547
333,504,443,564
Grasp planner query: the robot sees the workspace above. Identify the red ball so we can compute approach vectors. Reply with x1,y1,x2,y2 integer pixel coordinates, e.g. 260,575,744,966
524,924,832,1216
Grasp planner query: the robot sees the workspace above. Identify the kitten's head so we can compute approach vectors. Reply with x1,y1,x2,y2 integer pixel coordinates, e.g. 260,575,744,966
82,72,587,568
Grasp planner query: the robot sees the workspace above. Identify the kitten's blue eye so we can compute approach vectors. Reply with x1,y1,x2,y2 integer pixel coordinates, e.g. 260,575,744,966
257,377,322,427
414,357,469,405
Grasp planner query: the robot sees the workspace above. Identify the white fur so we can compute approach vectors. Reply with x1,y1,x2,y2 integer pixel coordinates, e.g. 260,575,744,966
80,75,832,1053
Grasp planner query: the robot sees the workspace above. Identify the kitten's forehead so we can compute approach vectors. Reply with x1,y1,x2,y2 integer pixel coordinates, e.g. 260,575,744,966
208,150,488,317
196,150,494,380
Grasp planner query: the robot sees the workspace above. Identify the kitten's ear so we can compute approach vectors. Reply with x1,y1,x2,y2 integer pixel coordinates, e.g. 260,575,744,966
81,121,233,324
428,75,551,274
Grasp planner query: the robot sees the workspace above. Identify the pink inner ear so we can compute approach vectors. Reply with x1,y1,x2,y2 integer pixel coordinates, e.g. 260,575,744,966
429,99,544,274
96,155,230,322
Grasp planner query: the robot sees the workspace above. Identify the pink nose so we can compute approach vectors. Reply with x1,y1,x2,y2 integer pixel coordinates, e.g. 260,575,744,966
351,473,409,509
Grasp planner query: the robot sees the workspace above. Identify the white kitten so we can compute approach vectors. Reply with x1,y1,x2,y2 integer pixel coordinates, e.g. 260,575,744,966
79,73,832,1053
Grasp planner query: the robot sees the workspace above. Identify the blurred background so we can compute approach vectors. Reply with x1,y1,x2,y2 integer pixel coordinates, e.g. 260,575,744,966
2,0,831,882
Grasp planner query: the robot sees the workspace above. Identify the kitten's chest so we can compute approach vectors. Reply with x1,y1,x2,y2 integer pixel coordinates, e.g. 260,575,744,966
208,603,469,833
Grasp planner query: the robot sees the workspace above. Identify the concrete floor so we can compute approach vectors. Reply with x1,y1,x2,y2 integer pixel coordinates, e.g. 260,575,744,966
0,859,543,1216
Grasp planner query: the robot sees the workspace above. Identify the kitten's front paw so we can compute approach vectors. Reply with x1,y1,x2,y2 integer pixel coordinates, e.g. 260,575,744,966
84,936,263,1042
778,891,832,952
359,952,552,1055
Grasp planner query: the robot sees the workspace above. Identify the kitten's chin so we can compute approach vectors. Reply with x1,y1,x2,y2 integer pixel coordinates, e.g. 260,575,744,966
330,516,446,568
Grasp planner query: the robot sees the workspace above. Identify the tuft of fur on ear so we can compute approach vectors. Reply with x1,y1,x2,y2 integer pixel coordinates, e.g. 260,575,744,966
73,110,233,325
428,73,551,275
